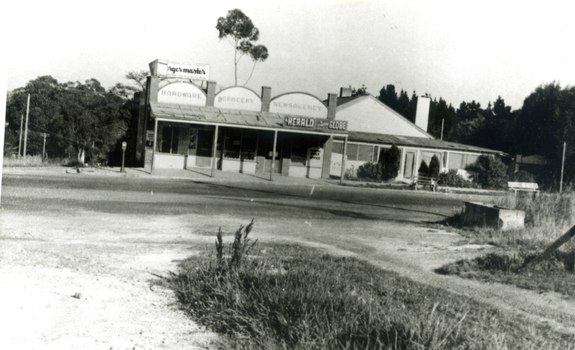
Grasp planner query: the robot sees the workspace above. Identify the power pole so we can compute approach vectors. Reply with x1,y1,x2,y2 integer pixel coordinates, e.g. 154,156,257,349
18,113,23,158
440,118,444,140
560,142,566,193
23,94,30,158
42,133,49,161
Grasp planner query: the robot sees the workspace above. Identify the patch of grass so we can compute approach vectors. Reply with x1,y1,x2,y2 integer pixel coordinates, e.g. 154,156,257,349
437,250,575,298
3,155,70,167
166,222,572,349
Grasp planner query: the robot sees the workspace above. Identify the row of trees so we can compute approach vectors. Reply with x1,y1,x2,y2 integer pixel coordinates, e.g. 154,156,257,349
4,75,143,165
376,82,575,188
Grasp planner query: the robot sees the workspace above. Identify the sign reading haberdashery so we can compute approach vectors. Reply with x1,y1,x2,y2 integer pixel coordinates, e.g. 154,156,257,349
214,87,262,111
284,116,348,131
149,59,210,80
157,82,206,106
270,92,327,118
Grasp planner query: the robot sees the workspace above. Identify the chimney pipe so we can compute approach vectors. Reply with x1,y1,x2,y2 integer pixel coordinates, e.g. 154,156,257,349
415,96,431,132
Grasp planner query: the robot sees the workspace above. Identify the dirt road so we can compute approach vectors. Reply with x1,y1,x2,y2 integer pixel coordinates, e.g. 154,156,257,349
2,172,575,349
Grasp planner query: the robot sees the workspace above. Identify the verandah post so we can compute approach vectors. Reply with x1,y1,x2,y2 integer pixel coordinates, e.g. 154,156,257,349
340,136,348,184
270,130,278,181
211,125,219,177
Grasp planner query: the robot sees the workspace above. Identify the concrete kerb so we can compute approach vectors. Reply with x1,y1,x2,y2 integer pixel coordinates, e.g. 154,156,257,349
1,166,342,187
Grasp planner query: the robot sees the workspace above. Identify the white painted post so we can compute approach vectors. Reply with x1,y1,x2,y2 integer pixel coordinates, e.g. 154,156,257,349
151,118,158,174
211,125,219,177
560,142,566,193
23,94,30,158
270,130,278,181
340,137,348,184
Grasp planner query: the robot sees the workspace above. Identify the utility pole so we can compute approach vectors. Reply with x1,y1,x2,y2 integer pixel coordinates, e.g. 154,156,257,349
440,118,444,140
560,142,566,193
42,133,49,162
18,114,23,158
23,94,30,158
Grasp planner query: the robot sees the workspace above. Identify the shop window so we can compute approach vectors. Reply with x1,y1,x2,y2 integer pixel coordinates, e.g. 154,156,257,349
332,141,343,154
448,152,464,169
224,129,241,160
241,131,257,161
358,145,374,162
346,144,359,161
291,136,308,166
463,154,479,168
158,124,188,155
420,151,441,169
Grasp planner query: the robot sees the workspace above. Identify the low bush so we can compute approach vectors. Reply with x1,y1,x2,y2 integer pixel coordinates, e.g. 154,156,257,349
356,162,382,182
437,169,477,188
466,155,508,189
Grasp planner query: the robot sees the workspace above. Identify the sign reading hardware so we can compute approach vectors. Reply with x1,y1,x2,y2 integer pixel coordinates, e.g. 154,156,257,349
284,117,348,131
158,82,206,106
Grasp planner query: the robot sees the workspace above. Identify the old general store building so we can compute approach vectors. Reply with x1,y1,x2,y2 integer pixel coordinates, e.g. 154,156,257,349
134,59,503,181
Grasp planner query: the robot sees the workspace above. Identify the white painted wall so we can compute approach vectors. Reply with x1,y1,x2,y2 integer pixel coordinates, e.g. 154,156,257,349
336,97,430,138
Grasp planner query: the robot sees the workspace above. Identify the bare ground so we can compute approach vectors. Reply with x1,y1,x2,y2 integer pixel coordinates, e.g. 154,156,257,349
2,208,575,349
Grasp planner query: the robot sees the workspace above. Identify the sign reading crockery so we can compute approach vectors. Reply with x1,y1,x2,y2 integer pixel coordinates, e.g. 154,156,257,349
269,92,328,119
157,82,206,106
149,59,210,81
214,87,262,111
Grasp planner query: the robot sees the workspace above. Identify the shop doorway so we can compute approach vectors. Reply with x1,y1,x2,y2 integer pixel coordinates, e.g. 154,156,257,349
195,129,214,167
256,133,282,174
404,151,416,179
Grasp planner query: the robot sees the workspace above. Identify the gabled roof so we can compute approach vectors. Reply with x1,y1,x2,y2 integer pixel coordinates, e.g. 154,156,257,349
348,131,505,155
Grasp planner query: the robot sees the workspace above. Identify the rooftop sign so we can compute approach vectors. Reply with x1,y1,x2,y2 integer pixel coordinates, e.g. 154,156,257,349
149,59,210,81
157,82,206,106
214,86,262,112
270,92,327,118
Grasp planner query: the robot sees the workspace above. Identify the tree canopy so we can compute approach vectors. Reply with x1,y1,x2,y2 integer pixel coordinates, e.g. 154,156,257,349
216,9,269,86
5,75,136,165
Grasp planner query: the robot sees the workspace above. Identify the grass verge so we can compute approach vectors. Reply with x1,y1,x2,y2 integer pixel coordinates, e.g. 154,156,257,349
164,224,572,349
439,190,575,299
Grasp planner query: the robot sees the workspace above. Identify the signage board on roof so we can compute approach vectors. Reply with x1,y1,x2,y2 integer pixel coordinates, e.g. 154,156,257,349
149,59,210,80
270,92,327,118
214,87,262,111
157,82,206,106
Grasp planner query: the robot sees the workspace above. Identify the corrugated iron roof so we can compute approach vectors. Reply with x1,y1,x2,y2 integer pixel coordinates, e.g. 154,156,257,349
150,102,347,135
348,131,505,155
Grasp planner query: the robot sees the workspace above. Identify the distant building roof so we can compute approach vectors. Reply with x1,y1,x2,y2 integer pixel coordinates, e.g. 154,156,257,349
347,131,505,155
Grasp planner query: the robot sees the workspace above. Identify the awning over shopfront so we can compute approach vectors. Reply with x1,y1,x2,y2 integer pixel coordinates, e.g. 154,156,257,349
150,102,348,137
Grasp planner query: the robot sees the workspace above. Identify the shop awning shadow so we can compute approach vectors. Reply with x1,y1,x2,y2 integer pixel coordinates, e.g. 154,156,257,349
337,199,450,219
222,197,414,222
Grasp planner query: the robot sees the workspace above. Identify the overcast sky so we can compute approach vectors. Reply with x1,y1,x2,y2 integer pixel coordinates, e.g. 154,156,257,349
5,0,575,110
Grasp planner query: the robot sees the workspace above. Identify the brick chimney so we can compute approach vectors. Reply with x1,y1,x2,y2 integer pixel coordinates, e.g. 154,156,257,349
327,93,338,120
206,81,217,107
261,86,272,112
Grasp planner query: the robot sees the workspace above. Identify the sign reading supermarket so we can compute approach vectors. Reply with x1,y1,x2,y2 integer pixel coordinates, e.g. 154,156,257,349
270,92,327,118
